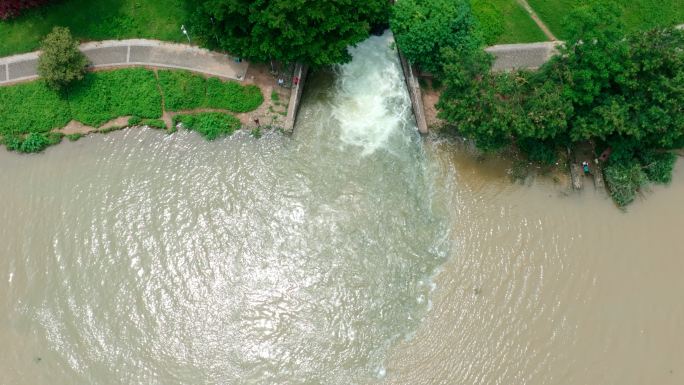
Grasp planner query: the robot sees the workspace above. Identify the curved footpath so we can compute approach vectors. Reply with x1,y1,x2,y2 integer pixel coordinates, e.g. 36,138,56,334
0,39,249,85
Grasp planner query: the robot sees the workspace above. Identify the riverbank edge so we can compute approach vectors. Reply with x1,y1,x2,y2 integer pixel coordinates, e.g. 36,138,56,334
0,62,297,153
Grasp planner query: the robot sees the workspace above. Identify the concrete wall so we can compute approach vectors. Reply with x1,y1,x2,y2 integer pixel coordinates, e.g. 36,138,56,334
283,63,308,133
395,47,429,134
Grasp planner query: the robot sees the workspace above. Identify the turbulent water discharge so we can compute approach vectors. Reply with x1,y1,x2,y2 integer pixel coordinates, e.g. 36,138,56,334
0,33,449,384
2,32,684,384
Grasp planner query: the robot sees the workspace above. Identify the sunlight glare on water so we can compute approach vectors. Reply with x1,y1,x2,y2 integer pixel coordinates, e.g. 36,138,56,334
0,31,451,384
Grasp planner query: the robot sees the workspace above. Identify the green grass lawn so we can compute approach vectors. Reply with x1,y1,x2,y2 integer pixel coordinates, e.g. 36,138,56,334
473,0,550,45
0,0,201,57
525,0,684,40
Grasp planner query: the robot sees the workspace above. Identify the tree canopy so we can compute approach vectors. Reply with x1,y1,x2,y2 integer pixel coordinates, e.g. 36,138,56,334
434,1,684,206
37,26,89,90
194,0,391,68
390,0,483,74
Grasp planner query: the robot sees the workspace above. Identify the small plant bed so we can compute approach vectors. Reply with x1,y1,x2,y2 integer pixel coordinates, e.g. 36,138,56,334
525,0,684,41
158,70,264,112
0,80,71,136
173,112,242,141
67,68,162,127
157,70,207,111
604,150,678,209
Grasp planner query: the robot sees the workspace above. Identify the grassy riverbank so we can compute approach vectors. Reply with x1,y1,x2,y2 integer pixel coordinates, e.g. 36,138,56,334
0,67,263,152
525,0,684,40
0,0,200,57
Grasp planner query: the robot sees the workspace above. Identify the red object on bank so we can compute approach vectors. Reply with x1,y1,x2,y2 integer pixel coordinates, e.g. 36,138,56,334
599,147,612,161
295,78,299,84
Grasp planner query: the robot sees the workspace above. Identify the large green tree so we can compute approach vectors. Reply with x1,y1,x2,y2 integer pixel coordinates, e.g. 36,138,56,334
37,26,88,90
195,0,391,67
390,0,483,74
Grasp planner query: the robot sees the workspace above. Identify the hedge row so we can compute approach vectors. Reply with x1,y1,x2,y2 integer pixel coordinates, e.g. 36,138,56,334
157,70,264,112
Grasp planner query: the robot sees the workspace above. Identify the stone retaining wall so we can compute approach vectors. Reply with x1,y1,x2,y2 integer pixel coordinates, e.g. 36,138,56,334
283,63,308,133
395,47,429,134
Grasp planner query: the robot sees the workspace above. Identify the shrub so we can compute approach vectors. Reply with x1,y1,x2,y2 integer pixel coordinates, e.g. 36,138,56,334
604,159,648,207
1,134,25,151
68,68,162,127
37,26,89,90
637,150,677,185
157,70,206,111
271,91,279,101
19,133,50,152
517,137,558,165
430,77,443,90
251,128,261,138
205,78,264,112
173,112,241,140
141,119,167,130
66,133,85,141
7,132,64,153
128,115,142,126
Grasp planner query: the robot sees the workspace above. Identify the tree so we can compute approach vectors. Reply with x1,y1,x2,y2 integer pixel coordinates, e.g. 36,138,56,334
37,26,89,90
436,47,572,156
390,0,483,74
0,0,50,20
195,0,391,68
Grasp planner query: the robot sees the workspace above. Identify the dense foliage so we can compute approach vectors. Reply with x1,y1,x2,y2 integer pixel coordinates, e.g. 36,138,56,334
434,1,683,207
193,0,391,67
205,78,263,112
390,0,483,74
67,68,162,127
158,70,264,112
0,0,50,20
157,70,207,111
0,80,71,135
1,132,63,153
37,26,89,90
173,112,241,140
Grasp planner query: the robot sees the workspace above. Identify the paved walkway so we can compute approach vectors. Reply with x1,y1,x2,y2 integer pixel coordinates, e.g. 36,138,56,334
0,39,249,85
485,41,560,71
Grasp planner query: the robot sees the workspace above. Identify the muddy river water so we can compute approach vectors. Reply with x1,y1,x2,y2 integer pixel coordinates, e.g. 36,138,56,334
1,32,683,384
